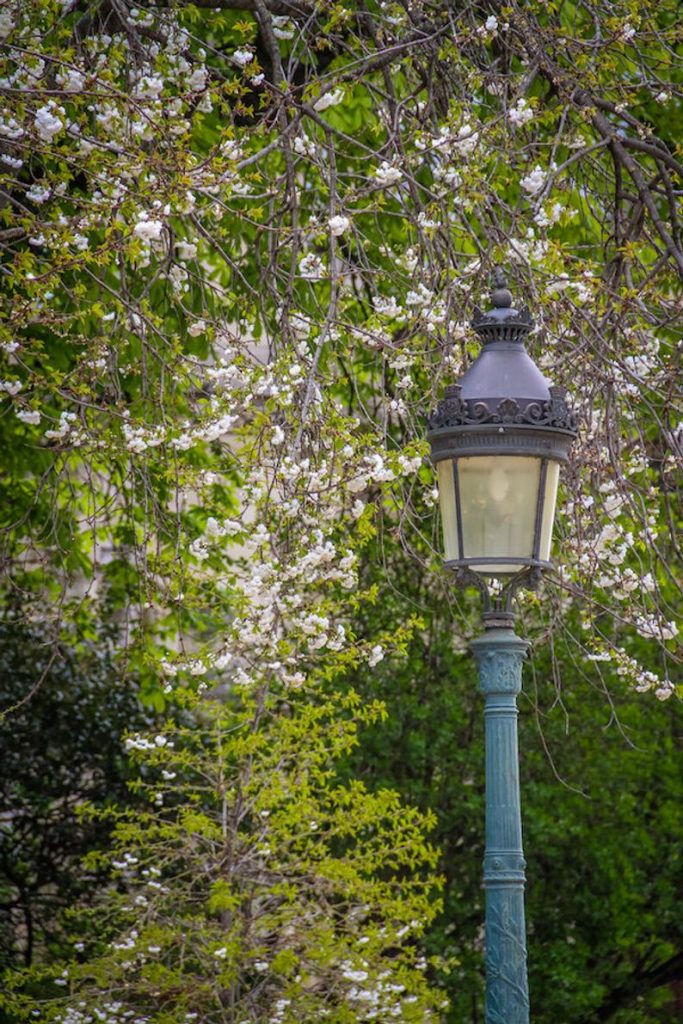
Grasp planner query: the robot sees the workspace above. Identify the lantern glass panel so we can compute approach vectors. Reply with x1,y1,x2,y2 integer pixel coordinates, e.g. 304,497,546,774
458,455,542,573
538,460,560,561
436,458,459,562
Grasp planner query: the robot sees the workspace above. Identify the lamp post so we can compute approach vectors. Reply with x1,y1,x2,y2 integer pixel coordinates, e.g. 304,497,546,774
427,271,578,1024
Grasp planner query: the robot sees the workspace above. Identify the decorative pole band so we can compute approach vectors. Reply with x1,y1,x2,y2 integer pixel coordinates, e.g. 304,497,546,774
471,622,530,1024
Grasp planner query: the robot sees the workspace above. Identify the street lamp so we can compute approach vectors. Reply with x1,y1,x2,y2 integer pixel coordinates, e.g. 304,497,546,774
427,271,578,1024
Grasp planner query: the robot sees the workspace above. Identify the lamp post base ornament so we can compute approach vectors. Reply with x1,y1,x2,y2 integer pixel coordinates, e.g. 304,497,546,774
471,617,530,1024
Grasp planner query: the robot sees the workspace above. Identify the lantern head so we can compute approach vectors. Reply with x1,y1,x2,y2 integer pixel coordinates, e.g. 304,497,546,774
427,272,578,577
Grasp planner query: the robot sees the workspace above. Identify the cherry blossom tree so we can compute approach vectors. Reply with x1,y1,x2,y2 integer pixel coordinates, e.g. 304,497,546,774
0,0,679,693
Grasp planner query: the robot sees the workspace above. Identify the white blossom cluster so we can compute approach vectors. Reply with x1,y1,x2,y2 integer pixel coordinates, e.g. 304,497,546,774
586,644,674,700
509,98,534,127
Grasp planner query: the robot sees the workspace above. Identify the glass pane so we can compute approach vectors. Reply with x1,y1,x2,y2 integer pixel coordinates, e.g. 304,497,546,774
437,459,459,561
538,461,560,561
458,456,541,574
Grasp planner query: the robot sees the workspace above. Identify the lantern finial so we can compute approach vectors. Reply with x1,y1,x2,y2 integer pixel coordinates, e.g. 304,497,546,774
471,270,533,344
491,267,512,308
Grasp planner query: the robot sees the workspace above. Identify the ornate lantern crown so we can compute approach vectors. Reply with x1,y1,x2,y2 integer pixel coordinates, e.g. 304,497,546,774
429,270,577,435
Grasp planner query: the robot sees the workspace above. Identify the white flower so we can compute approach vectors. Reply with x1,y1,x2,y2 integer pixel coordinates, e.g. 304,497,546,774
368,452,395,479
272,16,294,39
272,425,285,446
44,410,76,440
534,202,564,228
0,7,14,37
313,88,344,112
35,102,64,143
176,240,197,260
189,537,208,561
0,379,22,396
623,353,655,380
485,15,498,31
16,408,40,425
453,123,478,155
367,644,384,667
251,73,265,86
135,74,164,99
574,281,592,303
133,216,164,243
26,184,50,204
328,214,350,236
509,98,534,127
0,153,22,170
232,48,254,67
401,247,417,272
72,233,89,251
204,516,224,538
622,23,636,42
187,66,208,91
298,252,325,279
406,283,433,307
283,670,305,688
417,211,439,229
188,319,206,337
343,968,369,983
586,651,611,663
520,165,546,195
168,264,188,294
301,612,329,636
293,134,315,157
56,67,85,92
374,161,402,186
398,453,421,474
634,615,678,641
373,295,402,318
0,117,24,140
213,947,228,959
347,473,369,494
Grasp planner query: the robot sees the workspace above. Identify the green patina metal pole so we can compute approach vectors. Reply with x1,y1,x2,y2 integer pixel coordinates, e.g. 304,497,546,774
471,614,530,1024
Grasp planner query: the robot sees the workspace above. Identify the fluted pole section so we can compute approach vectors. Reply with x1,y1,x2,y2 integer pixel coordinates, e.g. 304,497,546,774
471,620,530,1024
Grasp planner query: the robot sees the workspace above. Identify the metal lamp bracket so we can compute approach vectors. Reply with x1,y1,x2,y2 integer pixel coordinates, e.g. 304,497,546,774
454,564,544,624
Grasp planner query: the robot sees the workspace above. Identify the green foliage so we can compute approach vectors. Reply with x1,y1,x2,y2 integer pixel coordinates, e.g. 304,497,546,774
1,689,444,1023
523,637,683,1024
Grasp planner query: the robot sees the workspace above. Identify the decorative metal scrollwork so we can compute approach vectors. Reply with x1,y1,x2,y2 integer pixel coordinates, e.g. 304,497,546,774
471,305,534,329
470,303,535,344
427,384,577,432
